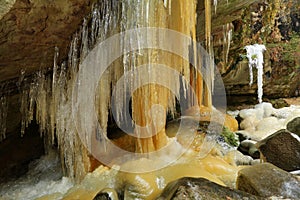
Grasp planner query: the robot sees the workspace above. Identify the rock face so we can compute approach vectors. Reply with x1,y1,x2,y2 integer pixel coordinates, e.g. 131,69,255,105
157,177,262,200
256,129,300,171
197,0,300,103
0,0,16,19
287,117,300,135
0,0,94,83
237,163,300,199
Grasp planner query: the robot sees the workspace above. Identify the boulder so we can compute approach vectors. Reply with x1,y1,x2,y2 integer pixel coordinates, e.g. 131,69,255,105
287,117,300,136
237,163,300,199
256,129,300,171
157,177,262,200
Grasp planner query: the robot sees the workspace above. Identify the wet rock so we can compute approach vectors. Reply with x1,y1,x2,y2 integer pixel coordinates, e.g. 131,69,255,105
287,117,300,136
223,150,256,166
268,98,289,109
256,129,300,171
93,188,119,200
238,140,260,159
236,131,251,141
237,163,300,199
224,114,239,132
157,177,262,200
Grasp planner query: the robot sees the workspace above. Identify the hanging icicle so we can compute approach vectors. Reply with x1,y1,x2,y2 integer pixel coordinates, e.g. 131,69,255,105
245,44,266,104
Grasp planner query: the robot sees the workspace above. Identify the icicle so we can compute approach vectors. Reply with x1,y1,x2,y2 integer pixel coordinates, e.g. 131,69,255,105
52,47,59,93
163,0,168,8
226,28,232,63
223,23,232,64
245,44,266,103
168,0,172,15
213,0,218,14
50,47,59,143
68,33,79,76
20,87,29,137
80,18,89,60
204,0,214,107
16,69,26,91
0,96,8,142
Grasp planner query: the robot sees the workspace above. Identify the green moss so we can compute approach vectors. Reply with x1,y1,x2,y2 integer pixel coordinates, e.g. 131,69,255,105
280,34,300,62
221,127,239,147
251,54,257,60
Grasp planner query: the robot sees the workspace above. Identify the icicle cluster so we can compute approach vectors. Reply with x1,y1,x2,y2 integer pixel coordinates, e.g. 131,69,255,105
245,44,266,103
18,0,121,179
18,0,215,179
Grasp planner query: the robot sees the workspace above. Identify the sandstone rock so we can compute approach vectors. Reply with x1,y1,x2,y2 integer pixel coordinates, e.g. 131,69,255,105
0,0,94,82
256,129,300,171
0,0,15,20
237,163,300,199
157,177,262,200
287,117,300,136
224,114,239,132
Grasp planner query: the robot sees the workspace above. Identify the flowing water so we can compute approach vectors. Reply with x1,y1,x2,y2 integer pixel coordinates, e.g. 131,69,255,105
0,150,73,200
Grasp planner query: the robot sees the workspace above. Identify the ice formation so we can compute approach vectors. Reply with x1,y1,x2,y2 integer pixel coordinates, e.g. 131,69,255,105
16,0,217,179
235,102,300,141
223,23,232,64
244,44,266,103
213,0,218,13
204,0,215,94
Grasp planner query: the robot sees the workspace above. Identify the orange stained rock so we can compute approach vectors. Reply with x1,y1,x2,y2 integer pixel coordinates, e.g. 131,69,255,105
184,105,238,131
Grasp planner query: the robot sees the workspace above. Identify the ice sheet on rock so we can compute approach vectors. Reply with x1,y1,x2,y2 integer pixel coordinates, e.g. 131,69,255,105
238,103,300,140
